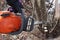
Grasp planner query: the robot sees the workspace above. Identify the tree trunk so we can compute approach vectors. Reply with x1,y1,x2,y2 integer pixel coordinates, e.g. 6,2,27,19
35,0,47,21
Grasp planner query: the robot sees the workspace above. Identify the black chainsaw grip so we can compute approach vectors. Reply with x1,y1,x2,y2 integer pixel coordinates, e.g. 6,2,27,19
1,13,10,17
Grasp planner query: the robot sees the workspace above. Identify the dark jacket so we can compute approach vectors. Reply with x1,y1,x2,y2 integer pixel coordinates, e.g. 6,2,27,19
6,0,17,3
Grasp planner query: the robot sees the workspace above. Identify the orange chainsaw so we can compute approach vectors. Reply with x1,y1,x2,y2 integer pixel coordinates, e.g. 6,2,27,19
0,11,34,35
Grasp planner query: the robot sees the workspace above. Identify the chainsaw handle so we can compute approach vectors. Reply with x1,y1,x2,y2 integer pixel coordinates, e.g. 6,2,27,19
1,13,10,17
9,12,26,35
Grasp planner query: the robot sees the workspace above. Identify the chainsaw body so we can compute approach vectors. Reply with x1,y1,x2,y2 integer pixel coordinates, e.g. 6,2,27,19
0,11,22,34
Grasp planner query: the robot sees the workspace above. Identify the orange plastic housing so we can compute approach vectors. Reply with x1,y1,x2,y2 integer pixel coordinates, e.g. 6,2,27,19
0,11,22,34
